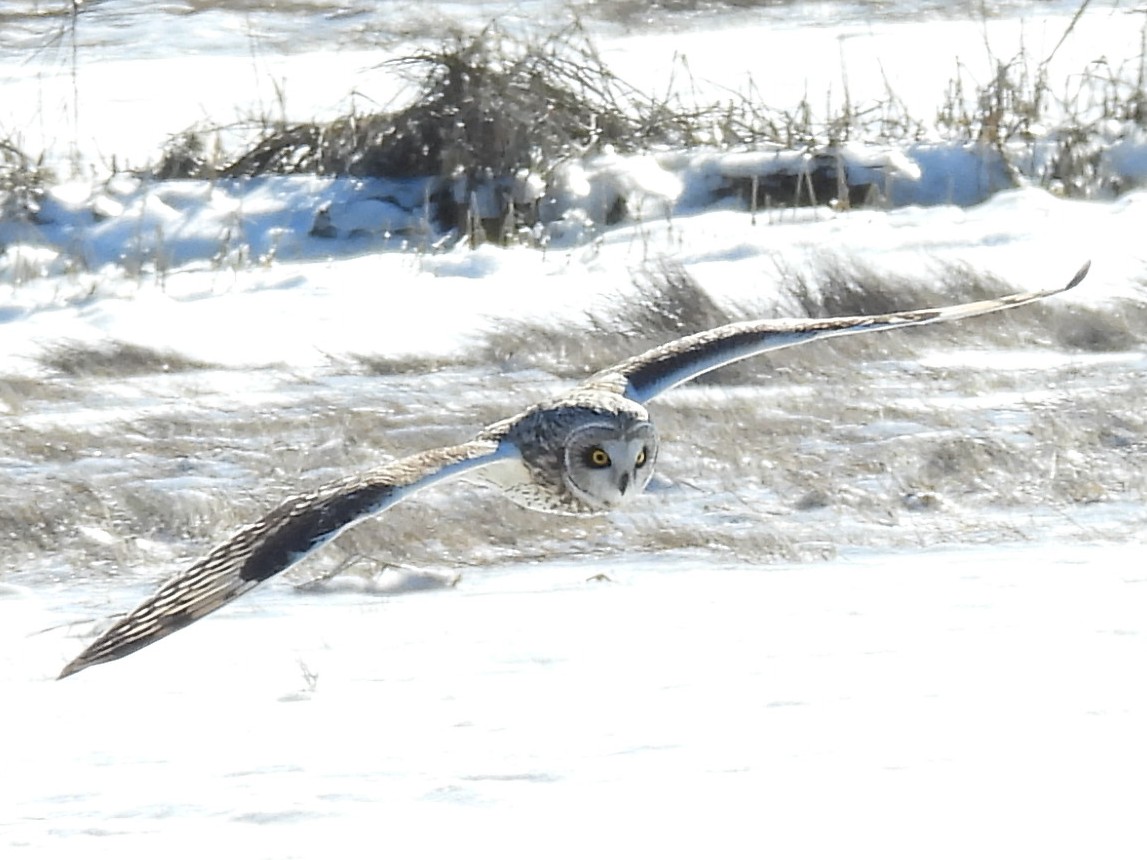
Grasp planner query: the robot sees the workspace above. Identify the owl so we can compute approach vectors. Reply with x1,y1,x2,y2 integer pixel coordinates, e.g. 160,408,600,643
58,262,1089,678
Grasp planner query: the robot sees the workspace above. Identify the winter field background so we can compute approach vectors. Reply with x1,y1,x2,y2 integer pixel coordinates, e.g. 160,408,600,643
2,1,1147,857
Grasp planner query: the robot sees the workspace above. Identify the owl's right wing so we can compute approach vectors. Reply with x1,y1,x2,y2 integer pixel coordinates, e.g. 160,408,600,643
596,262,1090,404
58,438,515,679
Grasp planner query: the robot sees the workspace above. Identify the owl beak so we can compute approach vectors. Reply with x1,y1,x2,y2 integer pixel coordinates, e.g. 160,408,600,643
617,471,631,496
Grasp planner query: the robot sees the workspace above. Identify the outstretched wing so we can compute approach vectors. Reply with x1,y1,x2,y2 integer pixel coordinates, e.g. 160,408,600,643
594,262,1090,404
59,439,514,679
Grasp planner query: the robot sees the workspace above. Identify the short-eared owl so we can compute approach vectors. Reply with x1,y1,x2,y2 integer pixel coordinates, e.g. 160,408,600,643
59,262,1090,678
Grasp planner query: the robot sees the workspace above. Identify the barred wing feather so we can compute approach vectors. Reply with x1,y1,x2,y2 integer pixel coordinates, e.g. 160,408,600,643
59,440,510,678
601,262,1090,404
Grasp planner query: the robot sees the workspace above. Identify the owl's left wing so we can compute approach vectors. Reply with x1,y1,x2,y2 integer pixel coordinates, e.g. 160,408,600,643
596,262,1090,404
58,438,513,679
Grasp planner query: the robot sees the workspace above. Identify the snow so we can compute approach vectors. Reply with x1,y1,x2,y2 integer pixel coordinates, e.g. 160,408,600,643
5,546,1147,858
3,1,1147,858
4,185,1132,376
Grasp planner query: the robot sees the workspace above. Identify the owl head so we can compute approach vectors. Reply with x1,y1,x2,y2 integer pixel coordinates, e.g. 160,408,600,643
561,416,658,510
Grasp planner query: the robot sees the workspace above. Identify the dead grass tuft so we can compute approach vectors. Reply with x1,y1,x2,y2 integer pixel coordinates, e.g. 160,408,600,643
38,341,216,378
477,258,739,379
0,375,72,414
777,257,998,319
339,353,463,377
1044,303,1143,352
913,435,1028,497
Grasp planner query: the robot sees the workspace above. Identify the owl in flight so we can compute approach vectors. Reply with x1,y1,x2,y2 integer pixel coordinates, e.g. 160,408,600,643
59,262,1090,678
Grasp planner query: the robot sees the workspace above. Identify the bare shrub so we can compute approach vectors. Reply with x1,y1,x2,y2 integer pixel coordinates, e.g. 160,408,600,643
0,139,53,222
151,130,225,181
933,4,1147,198
123,0,1147,240
155,21,645,186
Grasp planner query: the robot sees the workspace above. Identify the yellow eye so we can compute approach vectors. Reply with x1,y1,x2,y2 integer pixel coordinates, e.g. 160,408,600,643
588,447,611,468
635,448,647,467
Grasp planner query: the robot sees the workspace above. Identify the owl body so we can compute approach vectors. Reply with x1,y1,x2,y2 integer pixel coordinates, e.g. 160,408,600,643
479,386,658,515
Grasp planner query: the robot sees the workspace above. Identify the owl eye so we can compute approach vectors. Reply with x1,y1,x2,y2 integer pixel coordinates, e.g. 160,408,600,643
635,448,648,467
587,447,612,468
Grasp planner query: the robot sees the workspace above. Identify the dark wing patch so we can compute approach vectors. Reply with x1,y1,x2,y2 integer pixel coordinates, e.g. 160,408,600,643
598,262,1088,404
59,439,508,679
239,484,392,583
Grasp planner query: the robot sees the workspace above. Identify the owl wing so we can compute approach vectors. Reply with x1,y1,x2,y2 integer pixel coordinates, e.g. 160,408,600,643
59,438,514,679
594,262,1090,404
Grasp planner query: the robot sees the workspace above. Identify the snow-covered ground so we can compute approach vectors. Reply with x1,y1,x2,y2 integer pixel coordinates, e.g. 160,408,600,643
3,2,1147,858
6,545,1147,858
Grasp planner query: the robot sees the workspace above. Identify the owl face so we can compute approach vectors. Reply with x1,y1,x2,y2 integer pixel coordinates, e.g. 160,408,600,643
561,418,658,511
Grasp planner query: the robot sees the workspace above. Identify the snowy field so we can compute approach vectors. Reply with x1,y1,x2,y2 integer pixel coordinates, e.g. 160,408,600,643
5,546,1146,857
3,1,1147,858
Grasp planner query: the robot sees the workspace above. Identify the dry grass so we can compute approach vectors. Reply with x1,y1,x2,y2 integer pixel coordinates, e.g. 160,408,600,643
154,22,651,225
1042,302,1144,352
336,352,465,377
5,316,1145,589
474,256,1146,388
476,259,739,379
0,374,75,415
4,257,1146,588
132,0,1147,236
36,341,216,377
6,0,1146,231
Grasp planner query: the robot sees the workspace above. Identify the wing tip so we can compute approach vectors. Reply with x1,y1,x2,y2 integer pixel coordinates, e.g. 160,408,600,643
57,656,89,680
1065,260,1091,291
59,641,122,678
